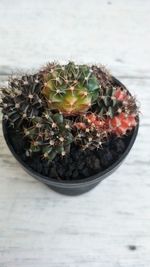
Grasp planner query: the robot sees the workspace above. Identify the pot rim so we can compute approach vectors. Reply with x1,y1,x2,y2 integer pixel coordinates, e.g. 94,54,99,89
2,76,139,188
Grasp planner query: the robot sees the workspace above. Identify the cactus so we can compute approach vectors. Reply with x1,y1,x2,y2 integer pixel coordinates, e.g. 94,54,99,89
106,112,137,136
95,86,120,118
41,62,100,115
92,65,112,89
0,62,139,163
73,113,108,150
95,86,138,119
24,111,73,161
0,74,44,126
73,109,137,149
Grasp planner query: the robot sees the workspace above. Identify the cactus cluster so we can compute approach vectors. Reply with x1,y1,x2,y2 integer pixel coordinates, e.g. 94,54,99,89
0,62,138,162
0,74,44,126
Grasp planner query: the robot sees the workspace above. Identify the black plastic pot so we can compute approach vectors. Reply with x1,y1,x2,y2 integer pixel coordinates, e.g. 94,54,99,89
2,77,139,196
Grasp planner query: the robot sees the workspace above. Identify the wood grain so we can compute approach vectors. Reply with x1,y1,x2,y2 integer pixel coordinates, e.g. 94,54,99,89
0,1,150,266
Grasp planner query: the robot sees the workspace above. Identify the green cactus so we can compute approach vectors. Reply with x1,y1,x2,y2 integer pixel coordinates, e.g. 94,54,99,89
95,86,122,118
95,86,137,119
24,111,73,161
42,62,100,115
0,74,44,126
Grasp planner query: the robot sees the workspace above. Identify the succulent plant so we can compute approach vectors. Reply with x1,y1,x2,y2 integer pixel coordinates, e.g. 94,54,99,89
73,113,108,150
94,86,138,119
41,62,100,115
0,62,139,162
106,112,137,136
24,111,73,161
73,108,137,148
0,74,44,126
92,65,112,89
114,88,138,115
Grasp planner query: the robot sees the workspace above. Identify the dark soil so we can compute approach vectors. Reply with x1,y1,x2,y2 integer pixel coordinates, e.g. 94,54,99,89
6,124,133,181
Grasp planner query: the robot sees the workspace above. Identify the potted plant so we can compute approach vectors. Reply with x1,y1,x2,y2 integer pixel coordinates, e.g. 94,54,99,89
0,62,139,195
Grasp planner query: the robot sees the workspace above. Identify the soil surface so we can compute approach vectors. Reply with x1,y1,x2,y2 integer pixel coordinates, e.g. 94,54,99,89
5,123,133,181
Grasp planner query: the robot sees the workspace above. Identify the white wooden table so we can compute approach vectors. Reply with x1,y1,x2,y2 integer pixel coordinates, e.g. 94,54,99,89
0,1,150,266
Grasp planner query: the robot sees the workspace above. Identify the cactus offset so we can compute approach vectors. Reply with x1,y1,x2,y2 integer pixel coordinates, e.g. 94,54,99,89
114,88,138,115
42,62,99,115
73,113,108,150
95,86,137,119
0,74,44,126
106,112,137,136
24,111,73,161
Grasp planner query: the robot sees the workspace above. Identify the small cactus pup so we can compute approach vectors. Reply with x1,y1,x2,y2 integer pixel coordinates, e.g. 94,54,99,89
41,62,100,115
106,112,137,136
0,74,44,127
73,113,108,150
94,85,138,119
24,111,73,161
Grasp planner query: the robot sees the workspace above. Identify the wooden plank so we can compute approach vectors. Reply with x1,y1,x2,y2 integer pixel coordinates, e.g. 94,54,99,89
0,0,150,76
0,75,150,267
0,0,150,266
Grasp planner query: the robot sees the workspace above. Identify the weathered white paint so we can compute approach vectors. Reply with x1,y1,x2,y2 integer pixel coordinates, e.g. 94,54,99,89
0,0,150,266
